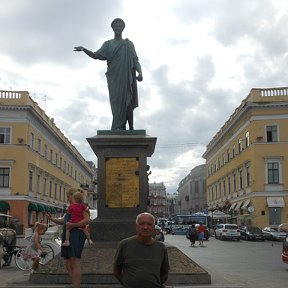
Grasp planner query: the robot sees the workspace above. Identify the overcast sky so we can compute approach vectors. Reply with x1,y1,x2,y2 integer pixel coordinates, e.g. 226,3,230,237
1,0,288,194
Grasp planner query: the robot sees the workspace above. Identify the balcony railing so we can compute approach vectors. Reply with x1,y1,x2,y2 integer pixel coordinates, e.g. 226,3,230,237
0,90,22,99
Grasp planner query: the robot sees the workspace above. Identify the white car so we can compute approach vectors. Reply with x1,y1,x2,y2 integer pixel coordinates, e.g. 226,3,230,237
215,224,240,241
262,226,287,241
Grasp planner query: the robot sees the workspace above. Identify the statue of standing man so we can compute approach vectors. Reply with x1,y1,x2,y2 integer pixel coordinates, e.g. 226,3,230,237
74,18,143,131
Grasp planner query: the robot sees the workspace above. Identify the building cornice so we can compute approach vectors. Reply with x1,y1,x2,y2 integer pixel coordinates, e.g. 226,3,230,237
0,96,93,174
203,87,288,158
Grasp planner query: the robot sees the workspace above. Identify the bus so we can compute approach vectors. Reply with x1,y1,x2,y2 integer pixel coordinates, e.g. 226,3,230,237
166,213,211,239
171,213,211,227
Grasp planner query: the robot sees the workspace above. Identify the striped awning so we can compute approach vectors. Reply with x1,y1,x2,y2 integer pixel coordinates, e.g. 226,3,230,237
28,202,38,211
49,207,57,214
44,206,51,212
37,204,45,212
0,201,10,210
235,201,244,210
230,202,237,210
242,199,251,209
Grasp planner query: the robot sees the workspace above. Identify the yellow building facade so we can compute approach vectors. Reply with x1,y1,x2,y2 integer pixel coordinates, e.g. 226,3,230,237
203,87,288,228
0,90,95,233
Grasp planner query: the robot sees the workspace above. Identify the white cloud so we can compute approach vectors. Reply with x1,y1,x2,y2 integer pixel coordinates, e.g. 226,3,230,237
1,0,288,193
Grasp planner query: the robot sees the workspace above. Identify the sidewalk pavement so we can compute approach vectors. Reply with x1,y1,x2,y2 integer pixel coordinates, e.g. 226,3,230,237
1,270,243,288
1,236,243,288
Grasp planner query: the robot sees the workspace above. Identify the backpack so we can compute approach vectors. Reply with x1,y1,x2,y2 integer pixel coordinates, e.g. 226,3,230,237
189,227,197,237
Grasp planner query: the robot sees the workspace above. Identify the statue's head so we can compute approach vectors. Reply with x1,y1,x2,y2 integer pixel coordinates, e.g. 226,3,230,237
111,18,125,34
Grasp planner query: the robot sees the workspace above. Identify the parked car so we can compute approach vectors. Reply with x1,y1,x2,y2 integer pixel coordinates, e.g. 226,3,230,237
279,223,288,233
282,234,288,264
215,224,240,241
240,226,265,241
171,225,189,235
262,226,287,241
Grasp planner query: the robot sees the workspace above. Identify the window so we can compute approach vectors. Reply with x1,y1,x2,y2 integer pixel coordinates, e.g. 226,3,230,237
223,179,226,195
44,144,48,159
0,127,11,144
233,173,236,192
59,185,62,202
37,139,42,154
43,178,47,196
0,168,10,187
232,144,236,158
55,153,58,167
246,164,251,187
30,133,34,149
238,139,242,153
267,162,279,184
50,149,53,162
266,125,278,142
195,181,199,193
54,183,58,199
245,131,250,148
227,149,230,162
29,171,33,191
239,169,243,190
228,176,231,194
37,174,41,194
49,181,52,197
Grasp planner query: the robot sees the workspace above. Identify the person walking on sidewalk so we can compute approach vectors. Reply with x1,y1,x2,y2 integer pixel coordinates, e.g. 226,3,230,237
198,223,206,247
113,212,170,288
188,224,197,247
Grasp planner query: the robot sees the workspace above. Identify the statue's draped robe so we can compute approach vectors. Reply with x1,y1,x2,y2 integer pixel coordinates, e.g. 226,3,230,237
96,38,139,130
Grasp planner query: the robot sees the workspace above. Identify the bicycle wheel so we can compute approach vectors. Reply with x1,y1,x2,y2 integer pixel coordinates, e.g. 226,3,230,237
39,244,54,265
15,248,33,271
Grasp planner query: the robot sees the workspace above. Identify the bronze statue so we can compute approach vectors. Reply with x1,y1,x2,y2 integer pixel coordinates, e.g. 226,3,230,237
74,18,143,131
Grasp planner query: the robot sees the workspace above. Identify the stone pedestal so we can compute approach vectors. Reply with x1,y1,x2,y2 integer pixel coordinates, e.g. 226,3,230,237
87,130,157,241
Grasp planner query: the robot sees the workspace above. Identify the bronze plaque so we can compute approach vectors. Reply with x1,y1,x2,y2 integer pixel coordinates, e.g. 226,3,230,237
105,158,139,208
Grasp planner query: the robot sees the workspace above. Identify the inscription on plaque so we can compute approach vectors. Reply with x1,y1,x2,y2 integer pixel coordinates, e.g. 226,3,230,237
105,158,139,207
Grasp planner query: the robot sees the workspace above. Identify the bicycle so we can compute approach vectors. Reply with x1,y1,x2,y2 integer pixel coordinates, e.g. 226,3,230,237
14,243,55,271
15,244,54,271
15,244,55,271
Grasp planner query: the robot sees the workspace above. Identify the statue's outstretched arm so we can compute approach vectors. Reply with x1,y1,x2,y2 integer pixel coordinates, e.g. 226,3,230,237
74,46,106,60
